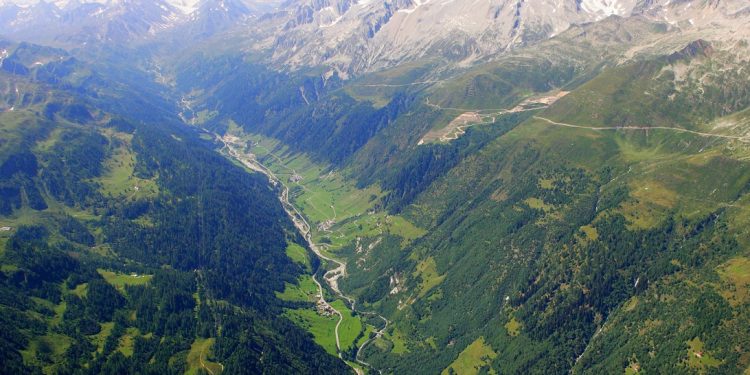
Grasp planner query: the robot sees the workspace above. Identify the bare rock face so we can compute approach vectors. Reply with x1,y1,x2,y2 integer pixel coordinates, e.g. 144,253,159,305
251,0,611,74
0,0,747,75
239,0,749,75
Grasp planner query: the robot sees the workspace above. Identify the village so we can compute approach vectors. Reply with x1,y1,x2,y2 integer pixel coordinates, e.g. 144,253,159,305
315,297,337,317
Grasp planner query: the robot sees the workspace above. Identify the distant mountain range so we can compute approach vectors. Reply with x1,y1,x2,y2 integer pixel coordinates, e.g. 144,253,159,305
0,0,280,44
1,0,748,74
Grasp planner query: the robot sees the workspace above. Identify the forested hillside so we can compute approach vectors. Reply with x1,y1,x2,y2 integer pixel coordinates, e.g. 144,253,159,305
2,0,750,373
0,41,350,374
168,15,750,374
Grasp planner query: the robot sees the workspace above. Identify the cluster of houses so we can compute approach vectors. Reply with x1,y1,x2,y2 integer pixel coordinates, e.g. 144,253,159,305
317,219,335,232
315,298,336,317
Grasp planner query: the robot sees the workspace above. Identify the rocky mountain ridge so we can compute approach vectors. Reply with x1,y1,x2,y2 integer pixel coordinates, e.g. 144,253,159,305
228,0,750,75
2,0,747,75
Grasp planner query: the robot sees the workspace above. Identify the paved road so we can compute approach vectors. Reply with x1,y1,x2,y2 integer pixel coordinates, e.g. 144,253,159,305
219,136,388,374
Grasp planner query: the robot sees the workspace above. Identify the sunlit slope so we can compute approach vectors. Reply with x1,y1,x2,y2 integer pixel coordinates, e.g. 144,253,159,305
346,43,750,373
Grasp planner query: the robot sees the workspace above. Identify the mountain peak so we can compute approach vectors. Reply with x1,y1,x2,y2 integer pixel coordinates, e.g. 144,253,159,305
579,0,636,19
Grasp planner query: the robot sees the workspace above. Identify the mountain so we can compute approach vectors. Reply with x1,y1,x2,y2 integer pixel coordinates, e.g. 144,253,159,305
163,3,750,372
3,0,746,74
0,0,182,44
0,0,280,45
220,0,748,74
2,0,750,373
186,0,253,37
0,38,351,374
247,0,611,74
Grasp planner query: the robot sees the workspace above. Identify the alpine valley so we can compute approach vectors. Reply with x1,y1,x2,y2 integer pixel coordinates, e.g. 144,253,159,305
1,0,750,374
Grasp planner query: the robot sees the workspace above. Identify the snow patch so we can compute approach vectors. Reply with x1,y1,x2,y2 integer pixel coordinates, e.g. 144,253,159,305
580,0,629,19
398,0,430,14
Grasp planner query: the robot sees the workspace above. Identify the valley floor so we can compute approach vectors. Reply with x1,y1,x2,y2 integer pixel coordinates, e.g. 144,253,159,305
219,134,390,374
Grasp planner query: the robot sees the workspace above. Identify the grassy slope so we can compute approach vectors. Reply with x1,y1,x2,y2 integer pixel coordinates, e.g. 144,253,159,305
520,88,750,373
283,308,339,355
186,338,223,375
248,41,750,373
98,269,153,292
285,243,312,272
275,275,319,302
157,17,750,374
338,45,750,374
442,337,497,375
97,130,159,199
239,131,382,226
330,299,363,350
